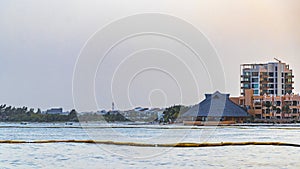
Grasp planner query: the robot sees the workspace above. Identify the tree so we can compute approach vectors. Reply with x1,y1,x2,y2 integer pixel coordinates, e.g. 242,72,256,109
264,101,272,108
282,105,290,119
0,104,82,122
162,105,188,123
36,108,41,114
68,109,79,122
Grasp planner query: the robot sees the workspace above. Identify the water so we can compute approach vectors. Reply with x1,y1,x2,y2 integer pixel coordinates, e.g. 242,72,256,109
1,122,300,168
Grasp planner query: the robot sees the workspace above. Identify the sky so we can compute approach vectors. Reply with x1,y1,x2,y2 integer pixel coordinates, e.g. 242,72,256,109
0,0,299,112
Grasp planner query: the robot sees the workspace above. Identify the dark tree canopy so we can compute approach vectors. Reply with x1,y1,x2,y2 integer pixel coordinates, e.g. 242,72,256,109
0,104,79,122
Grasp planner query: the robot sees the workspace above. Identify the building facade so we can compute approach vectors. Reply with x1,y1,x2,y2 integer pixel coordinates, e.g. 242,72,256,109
231,89,300,120
42,108,69,115
240,59,294,96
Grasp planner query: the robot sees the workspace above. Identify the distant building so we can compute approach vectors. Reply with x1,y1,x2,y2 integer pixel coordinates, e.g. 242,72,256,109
42,108,69,115
107,110,121,115
240,59,294,96
79,110,107,115
182,91,250,125
134,107,149,111
96,110,107,115
122,107,165,122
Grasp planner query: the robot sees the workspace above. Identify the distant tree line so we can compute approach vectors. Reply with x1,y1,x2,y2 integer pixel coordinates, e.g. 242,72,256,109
0,104,78,122
0,104,192,123
78,112,131,122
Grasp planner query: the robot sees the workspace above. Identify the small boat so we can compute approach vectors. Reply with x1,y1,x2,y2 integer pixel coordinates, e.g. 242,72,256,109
20,122,28,125
65,122,73,125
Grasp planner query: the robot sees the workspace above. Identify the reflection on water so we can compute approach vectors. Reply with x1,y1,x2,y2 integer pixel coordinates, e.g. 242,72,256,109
0,123,300,168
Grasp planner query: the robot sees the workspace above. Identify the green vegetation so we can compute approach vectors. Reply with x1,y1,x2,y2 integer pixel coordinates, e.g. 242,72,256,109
0,104,190,123
103,113,131,122
0,104,78,122
0,104,131,122
77,113,106,122
78,112,131,122
282,105,291,117
161,105,189,123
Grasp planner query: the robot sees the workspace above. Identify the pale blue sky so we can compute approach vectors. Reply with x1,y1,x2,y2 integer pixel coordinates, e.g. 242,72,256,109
1,0,299,111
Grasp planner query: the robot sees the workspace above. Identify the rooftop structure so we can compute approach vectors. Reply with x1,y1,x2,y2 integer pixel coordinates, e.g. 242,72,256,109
182,91,250,123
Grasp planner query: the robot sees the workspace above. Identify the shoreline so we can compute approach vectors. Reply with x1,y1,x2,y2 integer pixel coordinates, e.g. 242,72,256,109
2,122,300,129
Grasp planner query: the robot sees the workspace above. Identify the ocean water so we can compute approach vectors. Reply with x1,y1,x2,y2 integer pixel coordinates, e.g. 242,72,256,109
1,122,300,169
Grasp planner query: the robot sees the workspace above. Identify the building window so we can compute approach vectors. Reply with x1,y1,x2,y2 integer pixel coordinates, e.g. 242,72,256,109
243,84,250,88
252,78,259,82
293,109,297,114
252,84,259,88
293,101,297,106
276,101,281,106
243,72,251,76
252,72,259,76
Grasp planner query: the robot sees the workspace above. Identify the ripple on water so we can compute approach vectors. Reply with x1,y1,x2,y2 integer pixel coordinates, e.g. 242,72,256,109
1,125,300,168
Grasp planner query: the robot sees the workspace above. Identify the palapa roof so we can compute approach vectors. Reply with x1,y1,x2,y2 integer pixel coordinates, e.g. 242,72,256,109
182,91,250,117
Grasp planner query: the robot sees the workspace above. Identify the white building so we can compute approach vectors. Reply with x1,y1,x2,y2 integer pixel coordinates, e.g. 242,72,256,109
241,59,294,96
42,108,69,115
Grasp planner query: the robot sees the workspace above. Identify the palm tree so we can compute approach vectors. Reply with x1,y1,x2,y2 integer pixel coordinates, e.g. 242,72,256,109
282,105,290,119
271,105,277,119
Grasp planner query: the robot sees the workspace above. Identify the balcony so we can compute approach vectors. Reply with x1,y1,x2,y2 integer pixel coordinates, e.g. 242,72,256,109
260,78,268,82
285,75,294,78
241,86,250,89
260,74,268,78
263,109,271,114
285,81,294,84
260,86,269,90
254,102,262,107
260,81,268,84
285,87,294,90
241,74,251,78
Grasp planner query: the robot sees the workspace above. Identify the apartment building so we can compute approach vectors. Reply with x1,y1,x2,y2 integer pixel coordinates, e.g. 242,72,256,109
231,89,300,120
240,59,294,96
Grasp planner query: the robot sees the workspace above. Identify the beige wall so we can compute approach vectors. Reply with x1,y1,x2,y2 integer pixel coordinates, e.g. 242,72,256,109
231,89,300,119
